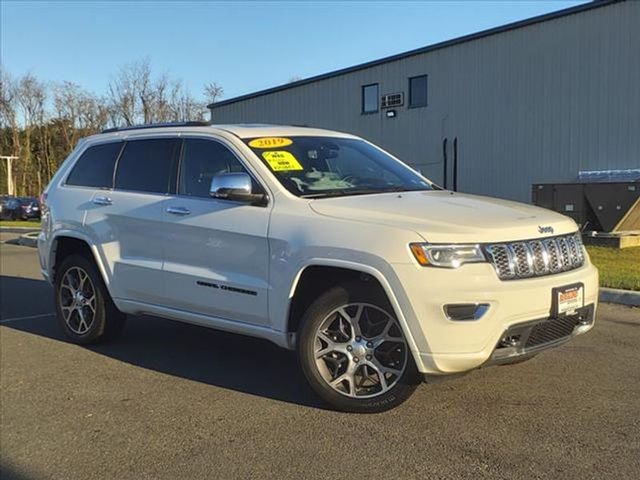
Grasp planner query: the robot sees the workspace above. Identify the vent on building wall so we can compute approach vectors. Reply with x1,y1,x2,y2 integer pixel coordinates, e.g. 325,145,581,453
381,93,404,109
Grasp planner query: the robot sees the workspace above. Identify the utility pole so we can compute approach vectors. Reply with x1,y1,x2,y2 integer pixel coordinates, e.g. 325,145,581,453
0,155,19,196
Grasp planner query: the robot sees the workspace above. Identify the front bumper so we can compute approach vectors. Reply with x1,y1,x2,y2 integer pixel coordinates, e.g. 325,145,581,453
484,304,594,366
390,260,599,375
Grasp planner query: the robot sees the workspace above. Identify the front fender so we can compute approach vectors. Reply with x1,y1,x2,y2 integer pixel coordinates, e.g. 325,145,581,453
271,253,424,362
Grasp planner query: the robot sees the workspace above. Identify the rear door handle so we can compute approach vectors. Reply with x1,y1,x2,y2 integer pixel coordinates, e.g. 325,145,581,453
166,206,191,216
93,196,112,206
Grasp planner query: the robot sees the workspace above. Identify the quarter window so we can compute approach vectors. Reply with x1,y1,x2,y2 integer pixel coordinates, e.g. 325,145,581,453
115,138,180,194
179,139,248,198
66,142,123,188
409,75,428,108
362,84,379,114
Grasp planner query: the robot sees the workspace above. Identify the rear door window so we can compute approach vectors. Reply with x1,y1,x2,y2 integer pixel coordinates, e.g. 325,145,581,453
115,138,181,194
66,142,123,188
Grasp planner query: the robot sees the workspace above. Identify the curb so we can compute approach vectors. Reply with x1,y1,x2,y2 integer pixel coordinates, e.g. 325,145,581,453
0,227,41,233
18,231,39,248
599,288,640,307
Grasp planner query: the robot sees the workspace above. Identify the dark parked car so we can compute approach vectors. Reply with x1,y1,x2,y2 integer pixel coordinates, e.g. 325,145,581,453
18,197,41,220
0,197,41,221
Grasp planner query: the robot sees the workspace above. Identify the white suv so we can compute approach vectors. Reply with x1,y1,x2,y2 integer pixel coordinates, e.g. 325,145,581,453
38,123,598,412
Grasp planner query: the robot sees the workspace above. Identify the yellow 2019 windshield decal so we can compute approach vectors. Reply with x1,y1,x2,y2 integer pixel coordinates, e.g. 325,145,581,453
262,151,303,171
248,137,293,149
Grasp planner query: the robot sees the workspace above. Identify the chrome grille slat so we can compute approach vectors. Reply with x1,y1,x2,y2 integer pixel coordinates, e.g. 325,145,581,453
486,233,585,280
529,240,548,274
557,237,571,271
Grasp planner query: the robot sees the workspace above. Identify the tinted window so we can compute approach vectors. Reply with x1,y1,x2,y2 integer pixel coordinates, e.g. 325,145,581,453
362,84,378,113
66,142,122,188
409,75,428,108
115,138,180,194
179,139,250,198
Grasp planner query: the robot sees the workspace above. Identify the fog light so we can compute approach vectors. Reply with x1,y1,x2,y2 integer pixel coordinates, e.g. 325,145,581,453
444,303,490,321
578,314,591,326
499,334,521,348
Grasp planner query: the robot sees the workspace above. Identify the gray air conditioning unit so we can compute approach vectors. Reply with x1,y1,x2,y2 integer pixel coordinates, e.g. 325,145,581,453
381,93,404,109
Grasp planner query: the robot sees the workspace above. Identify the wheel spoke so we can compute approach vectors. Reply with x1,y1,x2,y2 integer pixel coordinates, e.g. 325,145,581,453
371,357,402,377
77,308,87,332
78,270,88,291
330,372,354,395
61,305,74,321
315,345,334,359
69,269,80,290
378,370,389,391
338,305,363,339
60,282,76,295
337,315,350,339
370,319,398,348
366,359,396,393
85,295,96,313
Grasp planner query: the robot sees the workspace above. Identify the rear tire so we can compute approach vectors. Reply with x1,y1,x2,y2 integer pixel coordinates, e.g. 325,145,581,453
54,254,126,344
298,282,419,413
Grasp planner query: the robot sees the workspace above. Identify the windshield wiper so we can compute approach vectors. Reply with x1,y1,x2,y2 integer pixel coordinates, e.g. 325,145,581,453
300,186,431,199
300,189,378,199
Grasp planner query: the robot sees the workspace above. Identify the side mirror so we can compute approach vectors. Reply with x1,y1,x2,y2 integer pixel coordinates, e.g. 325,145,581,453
210,172,266,204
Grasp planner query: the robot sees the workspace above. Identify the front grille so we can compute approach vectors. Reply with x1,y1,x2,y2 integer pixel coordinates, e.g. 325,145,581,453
525,315,581,348
485,233,585,280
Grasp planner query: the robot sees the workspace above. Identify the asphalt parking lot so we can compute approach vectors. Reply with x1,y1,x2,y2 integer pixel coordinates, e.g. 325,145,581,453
1,233,639,480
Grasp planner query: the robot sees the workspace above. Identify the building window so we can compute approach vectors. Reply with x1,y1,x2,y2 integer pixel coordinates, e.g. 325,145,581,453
409,75,428,108
362,84,379,114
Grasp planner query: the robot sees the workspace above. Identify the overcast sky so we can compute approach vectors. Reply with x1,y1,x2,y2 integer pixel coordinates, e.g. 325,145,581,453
1,1,587,101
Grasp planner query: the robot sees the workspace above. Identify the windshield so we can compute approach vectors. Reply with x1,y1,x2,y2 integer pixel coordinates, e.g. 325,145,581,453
243,136,434,198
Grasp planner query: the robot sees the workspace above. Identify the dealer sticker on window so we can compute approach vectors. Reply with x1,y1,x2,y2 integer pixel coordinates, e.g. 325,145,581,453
555,284,584,316
262,151,303,171
249,137,293,149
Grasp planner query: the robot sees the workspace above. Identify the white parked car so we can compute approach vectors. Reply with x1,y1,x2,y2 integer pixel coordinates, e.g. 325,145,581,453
38,122,598,412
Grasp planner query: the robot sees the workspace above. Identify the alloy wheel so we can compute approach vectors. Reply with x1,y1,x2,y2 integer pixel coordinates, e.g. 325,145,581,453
58,266,96,335
314,303,408,398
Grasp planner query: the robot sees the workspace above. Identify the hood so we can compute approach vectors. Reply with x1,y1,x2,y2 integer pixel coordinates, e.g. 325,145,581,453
309,190,577,243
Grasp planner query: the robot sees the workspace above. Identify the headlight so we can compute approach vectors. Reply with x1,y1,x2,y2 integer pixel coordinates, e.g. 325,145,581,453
409,243,487,268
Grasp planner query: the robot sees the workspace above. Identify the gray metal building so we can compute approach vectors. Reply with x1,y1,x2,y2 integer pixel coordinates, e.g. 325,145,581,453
208,0,640,202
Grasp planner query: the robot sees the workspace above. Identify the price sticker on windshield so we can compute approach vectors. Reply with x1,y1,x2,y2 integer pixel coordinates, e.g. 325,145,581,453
262,151,303,171
249,137,293,149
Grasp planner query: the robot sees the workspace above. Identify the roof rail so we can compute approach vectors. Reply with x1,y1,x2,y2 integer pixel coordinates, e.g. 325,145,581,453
101,121,210,134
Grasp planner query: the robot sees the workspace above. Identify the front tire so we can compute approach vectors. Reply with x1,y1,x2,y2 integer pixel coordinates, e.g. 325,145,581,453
298,282,419,413
54,254,126,344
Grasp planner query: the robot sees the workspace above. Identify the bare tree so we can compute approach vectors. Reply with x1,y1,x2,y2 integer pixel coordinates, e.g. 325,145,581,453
1,62,223,195
108,60,140,126
0,69,21,193
54,81,110,150
203,82,224,105
108,58,213,125
0,68,21,155
16,73,47,194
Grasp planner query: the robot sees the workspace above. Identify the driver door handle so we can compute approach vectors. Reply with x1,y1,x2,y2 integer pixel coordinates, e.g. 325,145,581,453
166,206,191,216
93,196,112,206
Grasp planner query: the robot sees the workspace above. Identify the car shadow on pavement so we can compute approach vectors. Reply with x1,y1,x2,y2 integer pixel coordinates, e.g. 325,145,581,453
1,275,326,410
0,462,37,480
